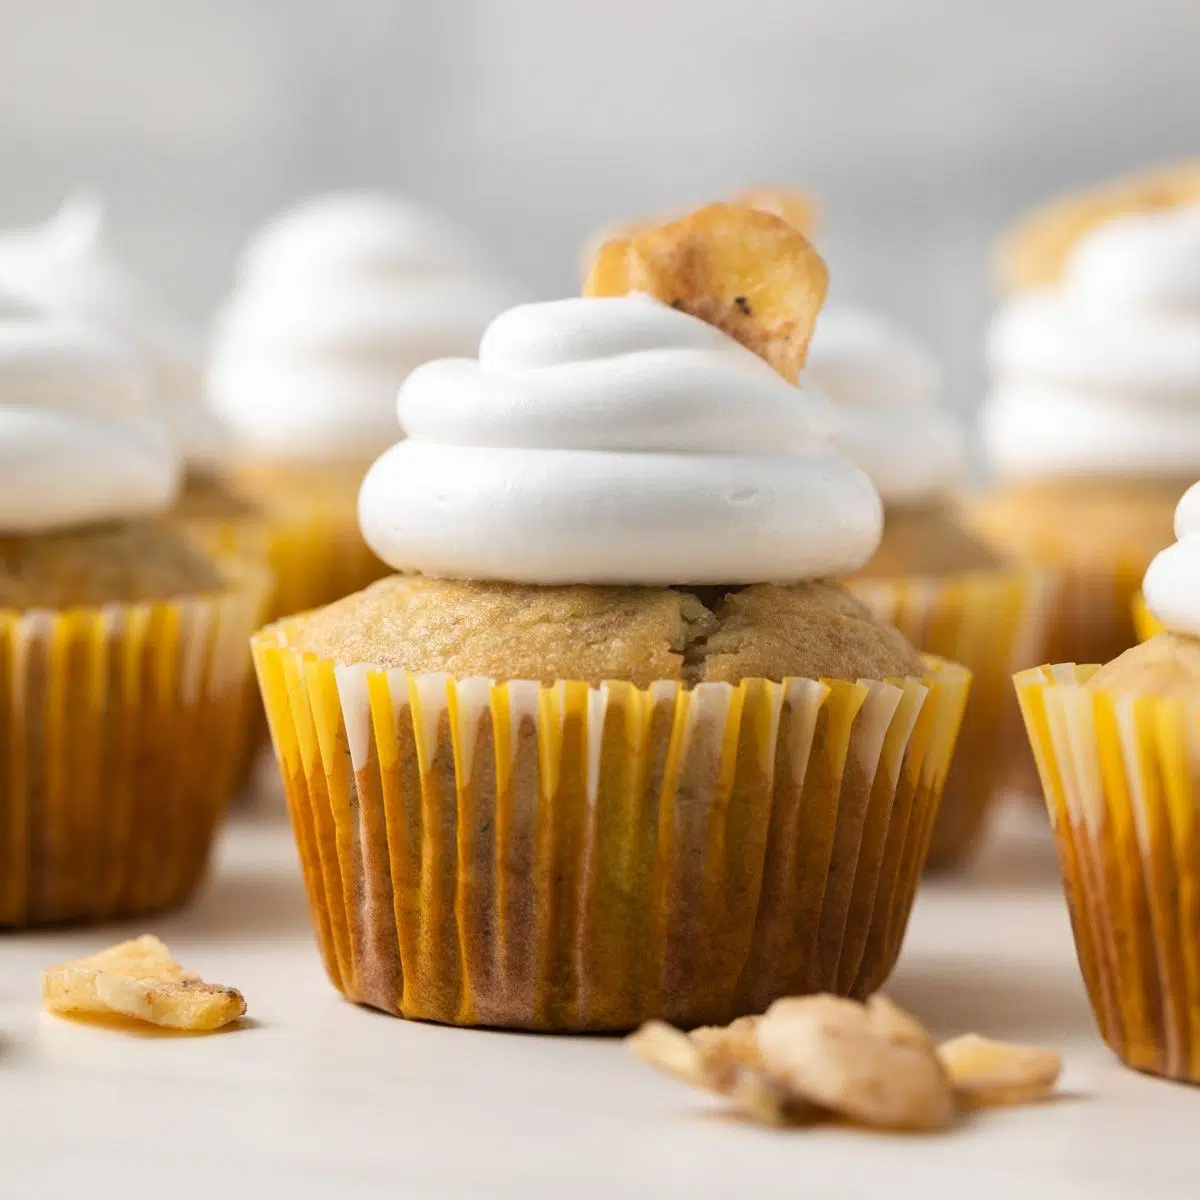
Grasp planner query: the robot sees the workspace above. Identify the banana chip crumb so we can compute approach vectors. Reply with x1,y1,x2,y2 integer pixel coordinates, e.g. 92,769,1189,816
938,1033,1062,1107
628,993,1062,1134
42,935,246,1033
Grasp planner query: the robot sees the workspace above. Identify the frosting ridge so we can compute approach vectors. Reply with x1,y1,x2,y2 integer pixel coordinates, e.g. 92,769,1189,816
1144,481,1200,636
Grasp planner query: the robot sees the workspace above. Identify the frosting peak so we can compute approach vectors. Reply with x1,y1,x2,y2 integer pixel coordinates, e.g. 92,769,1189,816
209,193,517,461
984,205,1200,480
0,291,180,534
1144,481,1200,636
360,295,883,586
805,307,963,505
0,196,227,470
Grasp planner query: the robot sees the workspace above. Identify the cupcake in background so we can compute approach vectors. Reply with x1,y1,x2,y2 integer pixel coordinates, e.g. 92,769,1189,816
254,204,969,1031
1016,479,1200,1084
0,195,238,513
807,308,1048,867
0,292,265,926
209,193,519,614
973,170,1200,671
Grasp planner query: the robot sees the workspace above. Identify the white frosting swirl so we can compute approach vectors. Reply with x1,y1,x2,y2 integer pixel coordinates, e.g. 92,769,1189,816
360,295,882,585
806,307,963,505
984,205,1200,479
1144,481,1200,636
0,196,228,471
209,193,517,461
0,292,181,534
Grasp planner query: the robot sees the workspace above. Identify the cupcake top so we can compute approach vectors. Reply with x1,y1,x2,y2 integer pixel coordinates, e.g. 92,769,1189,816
1143,480,1200,638
359,293,883,585
984,205,1200,480
209,193,517,462
0,196,228,472
805,307,964,506
0,291,181,534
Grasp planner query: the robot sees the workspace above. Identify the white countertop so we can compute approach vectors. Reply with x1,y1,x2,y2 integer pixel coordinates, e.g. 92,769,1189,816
3,776,1198,1199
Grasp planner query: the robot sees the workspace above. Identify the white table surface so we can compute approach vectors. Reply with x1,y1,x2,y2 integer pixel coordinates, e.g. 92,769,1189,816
3,775,1199,1200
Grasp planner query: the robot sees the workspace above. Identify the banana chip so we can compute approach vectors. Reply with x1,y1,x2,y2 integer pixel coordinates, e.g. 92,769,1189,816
584,202,828,382
42,935,246,1033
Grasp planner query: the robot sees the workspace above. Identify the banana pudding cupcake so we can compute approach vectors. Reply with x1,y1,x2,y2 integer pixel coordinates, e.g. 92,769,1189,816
1017,479,1200,1084
0,293,265,926
805,307,1047,867
254,206,969,1031
210,193,519,614
974,169,1200,670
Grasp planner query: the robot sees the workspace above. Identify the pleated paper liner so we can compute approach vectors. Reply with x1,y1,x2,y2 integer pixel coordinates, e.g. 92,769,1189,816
848,568,1049,868
1016,663,1200,1084
964,525,1155,801
0,560,269,928
253,625,970,1032
185,500,388,787
1132,592,1166,644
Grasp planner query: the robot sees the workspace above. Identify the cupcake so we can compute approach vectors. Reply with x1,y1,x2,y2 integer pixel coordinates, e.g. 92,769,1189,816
973,173,1200,670
0,195,238,508
1016,480,1200,1083
0,293,265,927
805,308,1047,867
209,193,519,614
254,205,969,1031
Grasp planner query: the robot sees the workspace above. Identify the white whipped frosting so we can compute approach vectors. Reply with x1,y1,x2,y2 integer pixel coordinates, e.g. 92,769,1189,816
1143,481,1200,636
806,307,963,505
359,295,883,585
0,196,228,471
984,205,1200,479
0,292,180,534
209,193,517,461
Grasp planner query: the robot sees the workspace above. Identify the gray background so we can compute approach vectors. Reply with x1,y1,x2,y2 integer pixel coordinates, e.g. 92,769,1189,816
2,0,1199,408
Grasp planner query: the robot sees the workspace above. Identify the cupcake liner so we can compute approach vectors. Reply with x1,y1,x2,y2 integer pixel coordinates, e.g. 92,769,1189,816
1016,663,1200,1083
0,564,268,927
186,502,388,786
253,625,969,1031
1132,592,1166,644
849,568,1050,867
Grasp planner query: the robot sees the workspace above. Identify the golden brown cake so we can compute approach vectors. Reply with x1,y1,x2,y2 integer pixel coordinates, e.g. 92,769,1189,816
253,204,970,1031
291,576,923,686
0,521,222,609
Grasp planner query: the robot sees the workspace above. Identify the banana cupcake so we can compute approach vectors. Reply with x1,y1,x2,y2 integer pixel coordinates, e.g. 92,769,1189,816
805,308,1046,866
974,169,1200,670
1017,479,1200,1084
254,206,969,1031
0,293,265,927
209,193,519,614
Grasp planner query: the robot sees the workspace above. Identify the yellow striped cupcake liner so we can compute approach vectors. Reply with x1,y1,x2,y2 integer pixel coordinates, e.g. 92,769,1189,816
253,624,969,1031
1016,663,1200,1084
184,499,388,785
849,567,1049,868
1132,592,1166,644
0,562,269,927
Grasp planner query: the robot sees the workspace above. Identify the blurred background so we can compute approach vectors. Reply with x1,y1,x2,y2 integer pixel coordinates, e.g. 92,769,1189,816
1,0,1198,407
